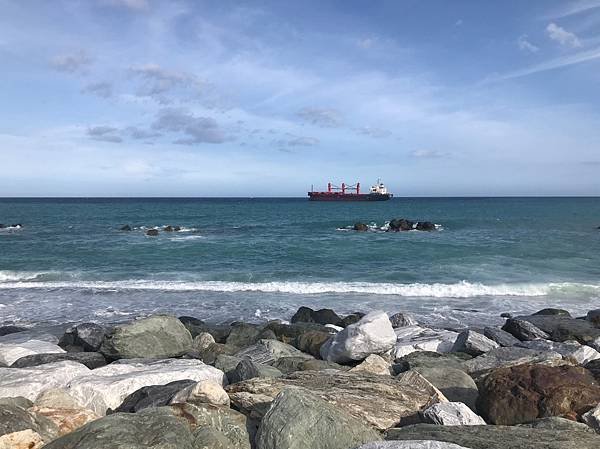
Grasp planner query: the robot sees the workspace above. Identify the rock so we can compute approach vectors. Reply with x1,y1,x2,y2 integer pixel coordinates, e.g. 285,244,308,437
354,222,369,231
587,310,600,327
477,364,600,425
11,351,107,369
582,404,600,433
226,369,447,430
0,329,59,344
350,354,391,375
502,318,550,341
29,405,99,436
67,358,226,415
422,402,486,426
179,317,231,342
43,407,195,449
293,330,331,357
263,321,333,345
0,397,32,409
452,330,499,356
500,312,513,318
0,339,65,366
341,312,365,327
389,218,414,232
99,315,193,360
192,332,216,352
320,310,397,364
413,366,479,412
255,387,381,449
355,442,469,449
111,379,196,413
0,361,90,401
394,326,460,358
585,359,600,381
518,314,600,345
272,356,346,374
145,229,159,236
389,312,418,328
462,347,564,377
0,429,45,449
235,339,312,365
393,351,470,373
415,221,436,231
483,327,520,347
229,359,283,383
517,340,600,365
119,224,132,231
0,403,58,443
163,225,174,232
213,354,243,376
226,323,262,348
526,416,596,431
533,308,571,317
386,423,600,449
198,342,238,365
0,325,28,337
59,322,107,352
291,306,343,326
170,380,230,407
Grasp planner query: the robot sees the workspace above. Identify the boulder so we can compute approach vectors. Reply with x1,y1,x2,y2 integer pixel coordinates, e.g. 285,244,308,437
413,366,479,412
350,354,392,375
291,307,343,326
587,310,600,327
214,354,243,377
0,429,45,449
119,225,132,231
34,389,80,409
354,222,369,231
99,315,193,360
582,404,600,433
229,359,283,383
462,347,564,377
0,361,90,401
111,379,196,413
518,314,600,345
0,397,33,408
341,312,365,327
415,221,436,231
226,369,447,430
11,351,107,369
394,326,460,358
386,422,600,449
29,406,99,436
235,339,312,365
293,330,331,357
585,359,600,381
0,403,58,443
145,229,159,236
42,407,195,449
192,332,216,352
0,325,27,337
320,311,397,364
255,387,381,449
502,318,550,341
0,329,59,344
67,358,226,415
163,225,174,232
273,357,346,374
178,316,231,342
483,327,520,347
389,218,414,232
170,380,230,407
477,364,600,424
452,331,499,356
533,308,571,317
226,323,263,348
59,323,107,352
0,339,65,366
389,312,418,328
422,402,486,426
516,340,600,365
198,342,238,365
263,321,332,343
393,351,470,373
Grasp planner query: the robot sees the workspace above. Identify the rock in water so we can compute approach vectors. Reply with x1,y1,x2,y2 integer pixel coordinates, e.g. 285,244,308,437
501,318,550,341
255,387,381,449
389,218,414,231
100,315,193,359
421,402,486,426
353,223,369,231
320,310,396,363
452,330,499,356
477,364,600,425
291,306,343,326
119,225,132,231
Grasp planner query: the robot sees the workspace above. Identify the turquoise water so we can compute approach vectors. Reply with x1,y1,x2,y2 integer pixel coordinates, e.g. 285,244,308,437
1,197,599,327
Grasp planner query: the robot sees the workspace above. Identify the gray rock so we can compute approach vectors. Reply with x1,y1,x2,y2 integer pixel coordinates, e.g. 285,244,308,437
226,323,263,348
585,358,600,381
0,397,33,409
389,313,418,328
341,312,365,327
587,310,600,327
462,347,564,377
235,339,312,365
502,318,550,341
355,442,470,449
518,314,600,344
43,407,195,449
533,308,571,317
199,343,239,365
483,327,520,347
263,321,332,344
422,402,486,426
111,379,196,413
229,359,283,384
525,416,596,432
272,356,346,374
291,307,343,326
100,315,193,360
393,326,460,358
0,403,58,443
178,316,231,342
413,366,478,412
293,330,332,357
11,351,107,369
214,354,243,377
452,331,499,356
393,351,471,374
59,322,108,352
386,422,600,449
0,325,28,337
255,387,381,449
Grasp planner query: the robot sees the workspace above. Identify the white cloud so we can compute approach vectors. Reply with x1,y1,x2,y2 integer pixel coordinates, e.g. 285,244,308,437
296,108,343,128
546,23,582,48
152,108,227,144
518,35,540,53
83,82,113,98
50,50,92,73
410,149,450,159
87,126,122,143
103,0,149,11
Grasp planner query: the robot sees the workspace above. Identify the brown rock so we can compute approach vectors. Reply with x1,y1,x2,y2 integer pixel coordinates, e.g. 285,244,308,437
0,429,44,449
28,407,99,436
477,364,600,425
293,331,331,358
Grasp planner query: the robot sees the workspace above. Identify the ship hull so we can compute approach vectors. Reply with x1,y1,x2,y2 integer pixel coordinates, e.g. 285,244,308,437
308,192,392,201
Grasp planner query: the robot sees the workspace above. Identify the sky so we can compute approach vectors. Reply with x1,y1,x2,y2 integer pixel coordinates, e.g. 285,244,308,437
1,0,600,196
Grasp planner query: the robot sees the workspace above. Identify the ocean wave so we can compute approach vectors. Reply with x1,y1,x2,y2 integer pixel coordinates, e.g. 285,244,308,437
0,278,598,298
0,271,54,282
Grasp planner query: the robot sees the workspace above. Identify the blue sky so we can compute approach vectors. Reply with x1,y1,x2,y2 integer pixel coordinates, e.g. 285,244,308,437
1,0,600,196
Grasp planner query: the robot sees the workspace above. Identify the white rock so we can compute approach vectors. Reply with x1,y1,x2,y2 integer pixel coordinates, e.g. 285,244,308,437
320,310,397,363
355,441,470,449
170,379,230,407
191,332,215,352
582,403,600,433
66,358,227,415
325,324,343,332
0,429,44,449
452,330,499,356
389,312,418,328
0,339,65,366
571,346,600,365
517,340,600,365
349,354,391,375
422,402,487,426
34,388,80,409
394,326,459,358
0,361,90,401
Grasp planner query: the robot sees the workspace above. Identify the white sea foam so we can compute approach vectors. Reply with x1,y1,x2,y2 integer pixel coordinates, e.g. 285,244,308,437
0,271,50,282
0,277,598,298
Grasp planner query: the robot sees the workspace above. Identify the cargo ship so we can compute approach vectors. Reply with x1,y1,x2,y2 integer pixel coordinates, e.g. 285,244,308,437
308,180,393,201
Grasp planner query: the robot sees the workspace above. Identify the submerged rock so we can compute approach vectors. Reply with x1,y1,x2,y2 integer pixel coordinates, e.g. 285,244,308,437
353,222,369,231
145,229,159,236
119,225,132,231
389,218,414,231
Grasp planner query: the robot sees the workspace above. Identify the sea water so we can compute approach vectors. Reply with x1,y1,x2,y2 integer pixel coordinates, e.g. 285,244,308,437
1,197,599,328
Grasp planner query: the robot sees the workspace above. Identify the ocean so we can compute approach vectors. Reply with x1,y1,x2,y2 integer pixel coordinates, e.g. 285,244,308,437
1,197,599,328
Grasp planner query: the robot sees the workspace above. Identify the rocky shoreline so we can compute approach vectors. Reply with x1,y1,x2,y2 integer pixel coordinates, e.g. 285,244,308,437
2,307,600,448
